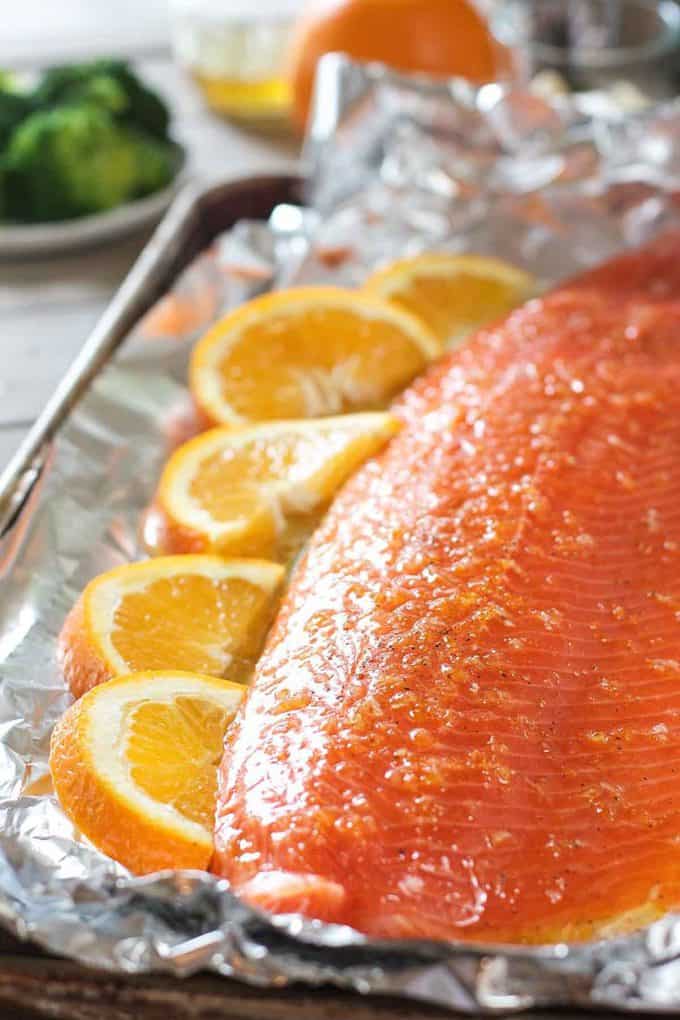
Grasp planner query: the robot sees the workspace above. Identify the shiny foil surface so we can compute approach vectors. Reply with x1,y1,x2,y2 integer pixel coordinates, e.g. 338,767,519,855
2,55,680,1012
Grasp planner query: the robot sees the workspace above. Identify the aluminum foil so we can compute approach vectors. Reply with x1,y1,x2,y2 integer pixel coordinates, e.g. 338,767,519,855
3,55,680,1012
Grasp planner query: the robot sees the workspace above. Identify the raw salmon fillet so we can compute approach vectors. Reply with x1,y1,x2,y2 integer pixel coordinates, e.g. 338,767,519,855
213,234,680,943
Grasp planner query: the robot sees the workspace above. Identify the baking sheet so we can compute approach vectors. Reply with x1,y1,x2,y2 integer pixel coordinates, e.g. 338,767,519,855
2,55,680,1012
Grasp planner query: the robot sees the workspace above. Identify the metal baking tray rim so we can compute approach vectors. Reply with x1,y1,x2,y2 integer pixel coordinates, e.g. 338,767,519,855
0,173,304,540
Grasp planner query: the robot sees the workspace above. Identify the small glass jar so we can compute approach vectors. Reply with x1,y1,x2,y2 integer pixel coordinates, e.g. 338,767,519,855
170,0,306,127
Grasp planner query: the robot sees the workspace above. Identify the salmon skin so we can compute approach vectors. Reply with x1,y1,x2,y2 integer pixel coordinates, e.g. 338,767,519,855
213,234,680,944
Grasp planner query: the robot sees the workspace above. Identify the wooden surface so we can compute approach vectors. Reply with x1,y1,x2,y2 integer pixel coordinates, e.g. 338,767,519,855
0,927,617,1020
0,56,297,478
0,929,465,1020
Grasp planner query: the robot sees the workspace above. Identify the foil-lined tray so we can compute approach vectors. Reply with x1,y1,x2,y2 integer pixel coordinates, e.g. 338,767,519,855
2,55,680,1013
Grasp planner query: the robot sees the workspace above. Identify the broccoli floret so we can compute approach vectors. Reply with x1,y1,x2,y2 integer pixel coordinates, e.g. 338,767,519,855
3,103,179,222
130,130,183,197
33,60,170,139
0,89,33,151
110,62,171,140
4,104,140,221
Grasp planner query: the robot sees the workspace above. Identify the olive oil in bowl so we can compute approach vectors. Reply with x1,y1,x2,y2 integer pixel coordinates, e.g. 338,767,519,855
171,0,304,127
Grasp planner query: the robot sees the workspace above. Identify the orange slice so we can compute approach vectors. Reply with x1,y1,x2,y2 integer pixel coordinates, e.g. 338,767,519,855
364,253,535,348
144,413,400,560
50,671,244,874
59,556,284,699
189,286,439,427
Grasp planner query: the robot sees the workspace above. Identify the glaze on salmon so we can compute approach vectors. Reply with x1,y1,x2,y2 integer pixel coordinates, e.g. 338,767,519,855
213,234,680,943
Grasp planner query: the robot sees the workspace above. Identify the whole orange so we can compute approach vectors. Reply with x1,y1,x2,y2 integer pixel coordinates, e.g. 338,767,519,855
288,0,503,131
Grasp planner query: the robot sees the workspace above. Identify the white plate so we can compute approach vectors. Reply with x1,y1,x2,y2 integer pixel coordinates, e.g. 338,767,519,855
0,170,186,259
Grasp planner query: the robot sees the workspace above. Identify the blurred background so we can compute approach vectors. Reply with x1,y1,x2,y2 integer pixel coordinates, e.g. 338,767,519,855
2,2,171,66
3,0,680,222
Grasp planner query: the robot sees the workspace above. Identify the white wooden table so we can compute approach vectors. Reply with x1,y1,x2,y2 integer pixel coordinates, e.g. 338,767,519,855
0,58,298,475
0,0,170,66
